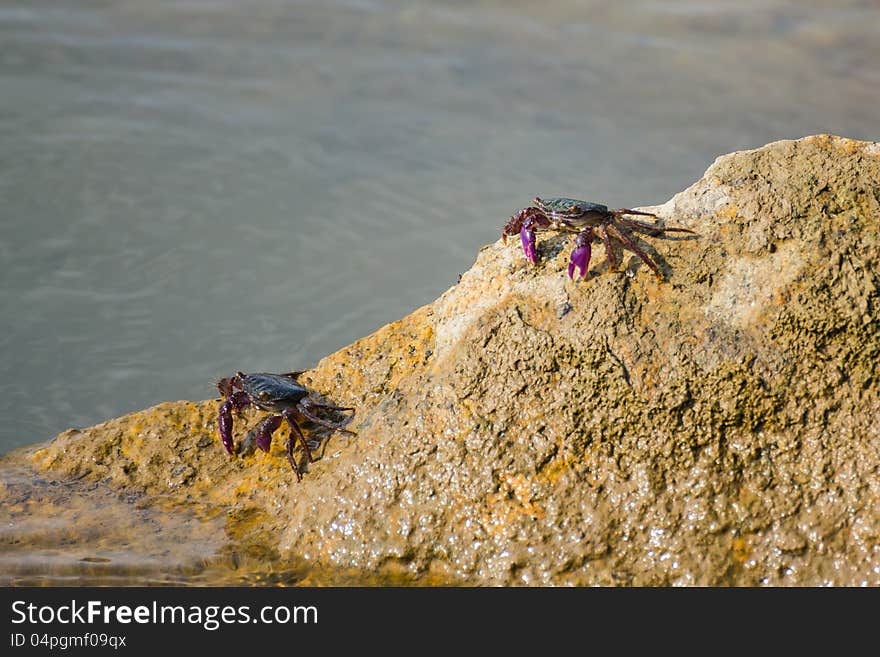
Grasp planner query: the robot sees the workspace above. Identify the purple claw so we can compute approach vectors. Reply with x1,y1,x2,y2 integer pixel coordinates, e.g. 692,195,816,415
217,388,251,455
568,229,594,279
520,223,538,264
254,415,283,452
218,399,235,454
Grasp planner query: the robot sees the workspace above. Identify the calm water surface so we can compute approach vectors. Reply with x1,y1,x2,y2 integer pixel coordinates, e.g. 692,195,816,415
1,0,878,452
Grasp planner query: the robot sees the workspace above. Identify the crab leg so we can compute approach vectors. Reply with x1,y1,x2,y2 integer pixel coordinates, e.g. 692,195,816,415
613,209,695,235
605,223,662,280
599,225,618,272
299,398,356,434
299,395,354,413
618,217,695,235
614,208,658,217
282,409,310,481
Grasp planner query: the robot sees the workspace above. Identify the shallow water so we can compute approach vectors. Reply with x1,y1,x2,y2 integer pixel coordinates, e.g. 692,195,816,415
0,454,232,585
1,0,878,453
0,449,413,586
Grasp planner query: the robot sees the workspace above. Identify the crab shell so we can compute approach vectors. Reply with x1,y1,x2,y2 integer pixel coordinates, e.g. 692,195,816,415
235,372,309,412
533,197,611,225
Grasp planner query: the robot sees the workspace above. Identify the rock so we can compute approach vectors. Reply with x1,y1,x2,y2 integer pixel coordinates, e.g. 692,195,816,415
19,135,880,585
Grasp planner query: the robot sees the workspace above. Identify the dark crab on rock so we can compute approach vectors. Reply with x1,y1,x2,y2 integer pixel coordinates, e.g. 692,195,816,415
217,371,354,480
502,197,695,280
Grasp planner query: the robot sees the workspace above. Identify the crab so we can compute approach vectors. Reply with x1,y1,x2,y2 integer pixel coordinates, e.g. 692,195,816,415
502,197,695,280
217,371,354,480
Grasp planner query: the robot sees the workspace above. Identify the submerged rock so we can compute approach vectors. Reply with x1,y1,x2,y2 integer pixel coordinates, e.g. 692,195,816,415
21,135,880,585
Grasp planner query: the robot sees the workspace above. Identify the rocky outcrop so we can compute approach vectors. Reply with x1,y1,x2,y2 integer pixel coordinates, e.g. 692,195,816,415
20,135,880,585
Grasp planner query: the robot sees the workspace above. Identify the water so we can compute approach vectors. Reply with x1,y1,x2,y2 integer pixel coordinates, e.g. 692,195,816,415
1,0,878,453
0,455,408,585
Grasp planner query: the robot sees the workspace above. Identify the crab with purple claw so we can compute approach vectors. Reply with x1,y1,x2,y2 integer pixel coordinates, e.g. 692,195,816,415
502,197,695,280
217,371,355,481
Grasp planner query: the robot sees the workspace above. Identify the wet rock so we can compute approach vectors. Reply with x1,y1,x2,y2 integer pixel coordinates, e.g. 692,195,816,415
21,135,880,585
